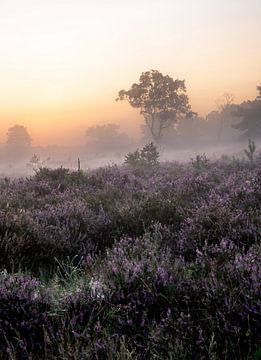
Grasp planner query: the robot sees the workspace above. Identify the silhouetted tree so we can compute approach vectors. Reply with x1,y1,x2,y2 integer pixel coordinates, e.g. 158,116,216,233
257,85,261,99
116,70,192,142
216,93,235,141
216,93,234,113
86,123,131,154
6,125,32,147
6,125,32,161
233,88,261,139
174,115,207,148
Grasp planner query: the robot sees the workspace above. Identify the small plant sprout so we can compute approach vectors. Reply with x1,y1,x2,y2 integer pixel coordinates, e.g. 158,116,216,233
244,139,256,162
28,153,41,170
54,255,83,286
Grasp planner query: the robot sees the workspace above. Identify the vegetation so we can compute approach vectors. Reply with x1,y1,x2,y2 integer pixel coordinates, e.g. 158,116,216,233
6,124,32,148
233,100,261,140
85,123,131,155
5,125,32,162
1,85,260,169
116,70,192,143
124,142,160,168
190,153,209,169
245,139,256,162
0,149,260,359
257,85,261,99
233,86,261,140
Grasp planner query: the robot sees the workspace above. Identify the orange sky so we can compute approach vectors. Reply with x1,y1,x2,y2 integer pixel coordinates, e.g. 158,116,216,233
0,0,260,146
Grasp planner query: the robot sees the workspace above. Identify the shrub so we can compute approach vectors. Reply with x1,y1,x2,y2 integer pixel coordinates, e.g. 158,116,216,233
124,143,160,167
0,274,52,358
191,153,209,169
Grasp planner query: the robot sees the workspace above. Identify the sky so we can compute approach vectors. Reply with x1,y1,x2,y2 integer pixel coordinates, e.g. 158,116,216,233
0,0,260,146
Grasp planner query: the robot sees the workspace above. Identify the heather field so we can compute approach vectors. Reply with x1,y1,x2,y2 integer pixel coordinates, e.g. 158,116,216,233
0,154,260,359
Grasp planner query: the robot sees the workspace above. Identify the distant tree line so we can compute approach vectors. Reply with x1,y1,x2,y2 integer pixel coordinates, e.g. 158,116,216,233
116,71,261,148
2,72,261,163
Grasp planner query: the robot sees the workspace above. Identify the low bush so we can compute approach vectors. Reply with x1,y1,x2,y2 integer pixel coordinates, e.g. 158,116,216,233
124,142,160,168
0,274,52,359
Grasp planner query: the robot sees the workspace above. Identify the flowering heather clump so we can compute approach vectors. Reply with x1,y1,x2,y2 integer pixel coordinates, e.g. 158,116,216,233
177,194,260,261
0,274,52,359
104,236,173,332
0,154,260,358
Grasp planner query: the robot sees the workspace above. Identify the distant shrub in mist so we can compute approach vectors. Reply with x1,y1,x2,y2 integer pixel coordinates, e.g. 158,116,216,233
85,123,132,155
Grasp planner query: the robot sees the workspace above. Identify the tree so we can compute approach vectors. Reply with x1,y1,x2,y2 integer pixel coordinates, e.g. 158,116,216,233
6,125,32,161
6,125,32,148
85,123,131,154
215,93,235,142
116,70,192,142
257,85,261,99
232,89,261,140
216,93,234,112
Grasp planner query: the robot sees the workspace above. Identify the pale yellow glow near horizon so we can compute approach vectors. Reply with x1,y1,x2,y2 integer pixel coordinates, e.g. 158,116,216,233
0,0,260,146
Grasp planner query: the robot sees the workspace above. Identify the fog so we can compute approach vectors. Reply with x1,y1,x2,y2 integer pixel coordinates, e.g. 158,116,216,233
1,99,260,178
1,71,261,179
0,143,259,179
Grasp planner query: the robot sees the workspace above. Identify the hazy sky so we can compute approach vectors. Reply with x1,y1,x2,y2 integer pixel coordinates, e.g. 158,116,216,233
0,0,260,145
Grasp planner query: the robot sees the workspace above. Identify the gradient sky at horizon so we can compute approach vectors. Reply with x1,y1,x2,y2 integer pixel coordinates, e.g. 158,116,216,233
0,0,260,145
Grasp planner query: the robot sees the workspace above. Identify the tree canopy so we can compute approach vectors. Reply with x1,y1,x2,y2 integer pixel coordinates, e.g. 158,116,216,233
233,100,261,139
86,123,131,154
6,125,32,148
116,70,192,142
257,85,261,99
5,124,32,162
